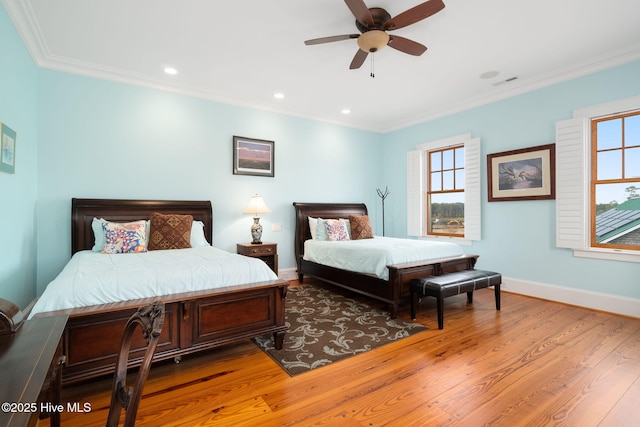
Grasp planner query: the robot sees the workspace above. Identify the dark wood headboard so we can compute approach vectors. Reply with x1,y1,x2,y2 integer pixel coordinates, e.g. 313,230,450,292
71,198,213,255
292,202,368,265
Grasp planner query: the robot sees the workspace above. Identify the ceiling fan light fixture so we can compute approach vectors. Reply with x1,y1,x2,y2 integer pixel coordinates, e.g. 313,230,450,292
357,30,389,53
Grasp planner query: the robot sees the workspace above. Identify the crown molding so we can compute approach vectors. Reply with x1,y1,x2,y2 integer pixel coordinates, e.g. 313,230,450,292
4,0,640,134
383,44,640,133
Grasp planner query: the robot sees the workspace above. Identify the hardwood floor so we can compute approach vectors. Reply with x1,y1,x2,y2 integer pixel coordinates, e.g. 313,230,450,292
39,280,640,426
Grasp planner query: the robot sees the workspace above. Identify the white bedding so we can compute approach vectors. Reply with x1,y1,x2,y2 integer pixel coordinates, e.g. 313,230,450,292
29,246,278,317
303,236,465,280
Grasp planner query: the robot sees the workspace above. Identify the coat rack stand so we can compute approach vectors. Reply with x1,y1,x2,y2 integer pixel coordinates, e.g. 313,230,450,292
376,187,390,236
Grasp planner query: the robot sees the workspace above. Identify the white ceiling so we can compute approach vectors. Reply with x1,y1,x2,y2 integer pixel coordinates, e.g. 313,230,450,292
4,0,640,132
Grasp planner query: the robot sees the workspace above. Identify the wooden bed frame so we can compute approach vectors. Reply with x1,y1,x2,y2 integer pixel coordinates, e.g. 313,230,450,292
293,202,478,318
37,198,288,385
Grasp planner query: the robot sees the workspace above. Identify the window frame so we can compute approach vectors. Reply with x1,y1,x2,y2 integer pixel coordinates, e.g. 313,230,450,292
555,95,640,263
590,111,640,251
426,145,465,237
407,133,481,244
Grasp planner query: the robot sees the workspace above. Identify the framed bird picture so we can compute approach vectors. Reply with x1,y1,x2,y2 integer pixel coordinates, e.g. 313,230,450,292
487,143,555,202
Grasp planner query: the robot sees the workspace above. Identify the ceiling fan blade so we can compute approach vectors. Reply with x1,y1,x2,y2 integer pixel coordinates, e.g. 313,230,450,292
388,35,428,56
384,0,445,31
304,34,360,45
344,0,374,28
349,49,368,69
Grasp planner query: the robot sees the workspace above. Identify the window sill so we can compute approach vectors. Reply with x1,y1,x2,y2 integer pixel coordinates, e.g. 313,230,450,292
419,236,473,246
573,248,640,263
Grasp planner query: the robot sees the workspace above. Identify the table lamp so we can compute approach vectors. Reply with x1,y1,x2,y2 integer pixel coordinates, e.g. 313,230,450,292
243,194,271,244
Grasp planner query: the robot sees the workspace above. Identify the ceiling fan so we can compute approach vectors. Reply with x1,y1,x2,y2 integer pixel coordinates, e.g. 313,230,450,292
304,0,445,71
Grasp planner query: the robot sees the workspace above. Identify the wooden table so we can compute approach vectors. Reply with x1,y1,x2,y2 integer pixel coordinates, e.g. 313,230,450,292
237,242,278,275
0,314,67,427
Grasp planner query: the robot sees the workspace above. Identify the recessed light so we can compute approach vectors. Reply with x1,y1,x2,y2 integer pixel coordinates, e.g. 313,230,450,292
274,92,285,99
163,67,178,75
341,109,351,115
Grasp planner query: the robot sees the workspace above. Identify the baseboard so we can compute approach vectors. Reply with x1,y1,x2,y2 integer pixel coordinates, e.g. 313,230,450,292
502,276,640,318
281,270,639,318
278,267,298,282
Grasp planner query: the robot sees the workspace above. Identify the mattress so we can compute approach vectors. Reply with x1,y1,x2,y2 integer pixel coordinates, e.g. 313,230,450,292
29,246,278,317
303,236,465,280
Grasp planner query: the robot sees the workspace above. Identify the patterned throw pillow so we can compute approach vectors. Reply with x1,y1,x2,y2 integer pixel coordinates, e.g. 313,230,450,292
102,220,148,254
325,219,350,241
349,215,374,240
148,212,193,250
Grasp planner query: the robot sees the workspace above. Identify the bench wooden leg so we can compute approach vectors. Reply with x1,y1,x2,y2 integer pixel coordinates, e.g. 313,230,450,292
467,291,473,304
495,284,501,310
436,296,444,329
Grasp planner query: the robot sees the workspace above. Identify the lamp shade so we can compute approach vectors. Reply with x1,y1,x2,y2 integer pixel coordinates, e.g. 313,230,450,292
243,194,271,216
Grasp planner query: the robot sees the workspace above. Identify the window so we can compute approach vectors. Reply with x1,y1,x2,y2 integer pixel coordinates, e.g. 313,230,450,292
591,111,640,250
427,145,465,236
556,95,640,262
407,133,480,242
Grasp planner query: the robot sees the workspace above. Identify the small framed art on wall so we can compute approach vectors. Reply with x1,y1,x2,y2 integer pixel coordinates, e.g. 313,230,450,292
232,136,275,177
0,122,17,174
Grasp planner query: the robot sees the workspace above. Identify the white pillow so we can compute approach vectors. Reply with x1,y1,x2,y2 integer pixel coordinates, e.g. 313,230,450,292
315,218,328,241
308,216,318,239
91,218,107,251
190,220,210,247
92,217,210,251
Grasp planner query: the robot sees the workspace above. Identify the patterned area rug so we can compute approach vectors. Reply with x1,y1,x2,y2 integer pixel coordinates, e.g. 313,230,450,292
253,283,427,376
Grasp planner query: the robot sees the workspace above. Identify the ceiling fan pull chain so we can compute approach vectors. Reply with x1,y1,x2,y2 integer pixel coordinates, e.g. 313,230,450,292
370,53,375,78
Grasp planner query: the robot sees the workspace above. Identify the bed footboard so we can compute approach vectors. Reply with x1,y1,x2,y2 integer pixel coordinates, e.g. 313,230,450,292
56,281,288,384
299,254,478,318
387,253,479,299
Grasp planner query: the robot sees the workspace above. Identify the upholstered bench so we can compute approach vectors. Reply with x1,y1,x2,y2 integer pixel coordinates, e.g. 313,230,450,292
410,269,501,329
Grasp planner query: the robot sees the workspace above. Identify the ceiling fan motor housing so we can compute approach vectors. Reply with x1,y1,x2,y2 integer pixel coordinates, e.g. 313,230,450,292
355,7,392,33
355,8,392,52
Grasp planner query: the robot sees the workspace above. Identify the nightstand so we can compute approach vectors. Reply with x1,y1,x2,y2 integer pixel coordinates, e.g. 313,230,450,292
237,242,278,275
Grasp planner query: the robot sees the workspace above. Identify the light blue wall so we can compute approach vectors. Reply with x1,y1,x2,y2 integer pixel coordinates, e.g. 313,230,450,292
0,6,38,308
1,0,638,307
35,70,384,292
382,60,640,299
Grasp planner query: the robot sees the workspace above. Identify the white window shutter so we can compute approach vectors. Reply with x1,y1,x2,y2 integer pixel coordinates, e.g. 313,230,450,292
555,117,589,249
407,150,424,236
464,138,481,241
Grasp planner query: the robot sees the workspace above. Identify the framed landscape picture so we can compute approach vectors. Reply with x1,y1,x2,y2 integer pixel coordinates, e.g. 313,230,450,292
232,136,274,177
0,122,17,174
487,143,555,202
